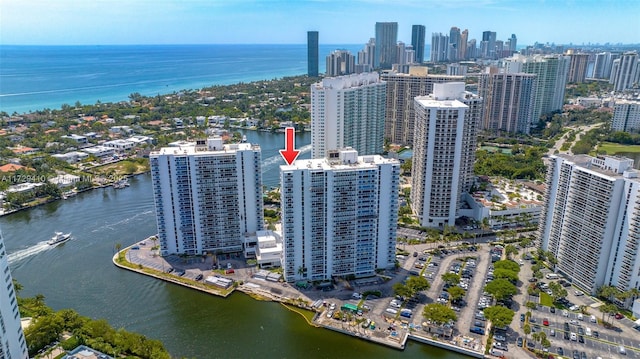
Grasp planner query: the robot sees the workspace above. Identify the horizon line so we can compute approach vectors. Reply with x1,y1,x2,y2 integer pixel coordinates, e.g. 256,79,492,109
2,42,640,47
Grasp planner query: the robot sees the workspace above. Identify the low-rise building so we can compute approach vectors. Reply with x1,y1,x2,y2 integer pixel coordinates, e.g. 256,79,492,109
109,125,133,135
63,345,113,359
61,134,88,144
462,178,544,228
49,174,81,188
103,139,135,151
255,230,282,268
52,151,90,163
82,146,115,158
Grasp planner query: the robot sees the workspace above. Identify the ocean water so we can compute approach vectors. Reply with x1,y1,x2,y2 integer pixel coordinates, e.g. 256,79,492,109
0,44,366,114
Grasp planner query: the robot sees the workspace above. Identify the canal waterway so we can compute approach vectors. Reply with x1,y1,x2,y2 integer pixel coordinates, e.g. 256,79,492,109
2,131,467,359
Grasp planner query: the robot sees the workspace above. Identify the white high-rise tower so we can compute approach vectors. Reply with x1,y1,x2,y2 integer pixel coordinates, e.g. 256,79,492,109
0,233,29,359
150,138,264,256
410,82,482,228
280,148,399,282
310,73,386,159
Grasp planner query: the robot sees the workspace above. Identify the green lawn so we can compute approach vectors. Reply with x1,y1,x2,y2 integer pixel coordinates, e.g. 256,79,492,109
599,142,640,154
539,292,553,307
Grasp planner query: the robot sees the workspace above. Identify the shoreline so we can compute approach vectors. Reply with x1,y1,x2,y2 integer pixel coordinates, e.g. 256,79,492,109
113,242,486,358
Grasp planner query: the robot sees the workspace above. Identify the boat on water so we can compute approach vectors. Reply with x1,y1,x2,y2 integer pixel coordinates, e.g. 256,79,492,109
113,179,130,189
48,232,71,245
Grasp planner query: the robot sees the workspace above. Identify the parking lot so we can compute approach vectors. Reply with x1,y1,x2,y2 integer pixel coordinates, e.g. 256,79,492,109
123,232,640,358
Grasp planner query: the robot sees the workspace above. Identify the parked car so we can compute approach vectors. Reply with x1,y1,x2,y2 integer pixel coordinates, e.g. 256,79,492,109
516,337,523,347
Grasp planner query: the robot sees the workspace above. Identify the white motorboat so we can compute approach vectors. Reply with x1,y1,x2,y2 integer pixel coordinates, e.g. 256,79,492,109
48,232,71,245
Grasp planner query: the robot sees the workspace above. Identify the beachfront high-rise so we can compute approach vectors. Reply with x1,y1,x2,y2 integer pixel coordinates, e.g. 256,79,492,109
375,22,398,69
481,31,497,59
150,138,264,256
431,32,449,62
307,31,319,77
374,22,398,70
478,68,537,134
411,25,426,64
538,154,640,297
310,73,386,158
410,82,482,228
0,233,29,359
326,50,355,77
280,148,399,282
382,67,464,145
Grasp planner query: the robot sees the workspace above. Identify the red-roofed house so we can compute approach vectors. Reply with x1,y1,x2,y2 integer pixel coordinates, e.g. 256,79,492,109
0,164,34,172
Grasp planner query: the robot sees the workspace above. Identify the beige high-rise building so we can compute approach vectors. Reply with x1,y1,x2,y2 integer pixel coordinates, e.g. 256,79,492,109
567,53,590,83
478,67,537,134
410,82,482,228
382,67,463,145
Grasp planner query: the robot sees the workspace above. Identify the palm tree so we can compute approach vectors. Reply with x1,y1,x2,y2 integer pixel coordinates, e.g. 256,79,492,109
523,323,531,343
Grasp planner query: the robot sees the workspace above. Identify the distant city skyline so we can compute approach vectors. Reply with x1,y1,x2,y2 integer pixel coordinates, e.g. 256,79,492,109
2,0,639,46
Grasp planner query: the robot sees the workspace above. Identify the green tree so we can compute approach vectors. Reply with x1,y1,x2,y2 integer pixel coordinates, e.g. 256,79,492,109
526,301,538,311
441,273,461,287
494,259,521,273
483,306,515,328
505,244,519,259
392,282,414,299
406,275,430,293
523,323,531,341
493,268,519,283
485,279,518,301
447,286,466,302
422,303,457,325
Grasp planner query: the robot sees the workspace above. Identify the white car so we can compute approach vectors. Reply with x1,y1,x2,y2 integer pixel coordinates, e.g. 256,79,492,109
575,290,584,296
562,310,569,317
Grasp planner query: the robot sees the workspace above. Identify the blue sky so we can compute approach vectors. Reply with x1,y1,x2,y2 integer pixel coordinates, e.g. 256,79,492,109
1,0,638,46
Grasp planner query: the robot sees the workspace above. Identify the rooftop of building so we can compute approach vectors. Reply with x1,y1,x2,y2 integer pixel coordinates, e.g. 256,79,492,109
63,345,113,359
281,148,397,171
553,153,640,180
470,178,544,210
152,137,259,156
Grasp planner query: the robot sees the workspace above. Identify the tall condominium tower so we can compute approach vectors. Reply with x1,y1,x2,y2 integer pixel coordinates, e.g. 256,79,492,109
150,138,264,256
611,52,640,92
374,22,398,69
411,25,426,64
481,31,497,59
593,52,618,79
326,50,355,77
539,155,640,296
466,39,477,59
280,148,399,282
307,31,319,77
611,99,640,132
382,67,464,145
459,29,469,60
567,53,590,83
310,73,386,158
410,82,482,228
0,233,29,359
504,54,570,121
478,68,537,134
357,38,376,73
431,32,449,62
508,34,517,54
448,27,461,62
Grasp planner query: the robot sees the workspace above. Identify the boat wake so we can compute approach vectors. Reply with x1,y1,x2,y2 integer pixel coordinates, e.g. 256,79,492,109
8,241,52,264
92,209,155,232
261,144,311,173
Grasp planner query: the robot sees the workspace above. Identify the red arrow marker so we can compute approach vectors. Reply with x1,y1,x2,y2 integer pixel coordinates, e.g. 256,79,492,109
279,127,300,165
